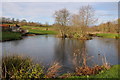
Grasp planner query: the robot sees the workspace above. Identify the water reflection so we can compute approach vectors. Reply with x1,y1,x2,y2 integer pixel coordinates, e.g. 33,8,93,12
1,35,119,73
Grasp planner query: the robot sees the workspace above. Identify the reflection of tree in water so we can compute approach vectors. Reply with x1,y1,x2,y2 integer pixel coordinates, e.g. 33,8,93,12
72,40,86,67
118,39,120,64
10,37,32,46
11,40,22,46
53,38,68,65
45,35,48,40
53,38,70,73
72,40,96,69
53,38,88,73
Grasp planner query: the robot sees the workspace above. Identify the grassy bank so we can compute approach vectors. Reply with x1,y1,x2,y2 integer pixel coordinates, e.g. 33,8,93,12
29,29,57,35
22,26,57,35
96,33,120,39
91,65,119,78
0,31,22,41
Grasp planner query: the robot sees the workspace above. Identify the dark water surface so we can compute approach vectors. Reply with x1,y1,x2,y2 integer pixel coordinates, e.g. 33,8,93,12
1,35,119,73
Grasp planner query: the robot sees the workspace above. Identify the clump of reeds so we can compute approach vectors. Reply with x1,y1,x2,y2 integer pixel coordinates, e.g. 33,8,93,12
102,55,111,69
45,62,62,78
72,46,110,77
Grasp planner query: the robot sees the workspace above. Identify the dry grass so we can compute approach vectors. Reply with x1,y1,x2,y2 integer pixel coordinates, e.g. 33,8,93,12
45,62,62,78
102,55,111,69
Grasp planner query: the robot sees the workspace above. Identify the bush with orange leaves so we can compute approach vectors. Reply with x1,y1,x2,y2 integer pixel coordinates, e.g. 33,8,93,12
75,65,105,76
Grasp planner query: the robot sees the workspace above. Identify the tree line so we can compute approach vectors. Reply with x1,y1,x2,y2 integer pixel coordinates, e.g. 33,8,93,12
0,17,50,27
53,5,97,38
53,5,119,38
89,19,119,33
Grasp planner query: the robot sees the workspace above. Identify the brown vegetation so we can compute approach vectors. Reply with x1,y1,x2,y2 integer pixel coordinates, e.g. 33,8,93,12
45,62,62,78
75,65,104,76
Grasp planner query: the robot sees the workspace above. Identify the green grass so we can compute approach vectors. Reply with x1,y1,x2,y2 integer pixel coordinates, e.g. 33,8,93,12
91,65,119,78
29,29,57,35
0,31,22,41
96,33,120,38
22,26,57,35
71,65,120,78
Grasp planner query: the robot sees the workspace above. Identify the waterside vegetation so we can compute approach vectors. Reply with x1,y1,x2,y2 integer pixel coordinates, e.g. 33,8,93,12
0,31,22,41
2,55,119,79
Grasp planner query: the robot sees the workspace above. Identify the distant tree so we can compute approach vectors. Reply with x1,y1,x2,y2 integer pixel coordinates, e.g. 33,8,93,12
21,19,27,26
16,19,20,24
45,22,49,26
0,17,2,23
106,22,111,32
2,17,6,23
6,18,11,23
12,18,15,23
54,8,70,26
21,19,27,23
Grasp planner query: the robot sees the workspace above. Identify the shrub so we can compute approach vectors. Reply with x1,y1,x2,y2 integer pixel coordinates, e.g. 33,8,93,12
2,55,44,79
75,65,105,76
11,64,44,79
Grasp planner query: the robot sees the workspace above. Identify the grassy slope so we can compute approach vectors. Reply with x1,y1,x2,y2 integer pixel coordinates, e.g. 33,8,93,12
96,33,120,38
22,26,57,35
70,65,119,78
91,65,119,78
29,29,57,34
0,25,57,41
0,31,22,41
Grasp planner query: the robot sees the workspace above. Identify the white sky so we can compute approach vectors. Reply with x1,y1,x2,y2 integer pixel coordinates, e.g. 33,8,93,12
1,0,120,2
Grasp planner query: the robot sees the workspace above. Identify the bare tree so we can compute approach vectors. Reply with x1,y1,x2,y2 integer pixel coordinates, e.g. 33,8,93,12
54,8,70,26
71,14,80,27
71,5,97,38
79,5,97,27
54,8,70,38
71,5,97,27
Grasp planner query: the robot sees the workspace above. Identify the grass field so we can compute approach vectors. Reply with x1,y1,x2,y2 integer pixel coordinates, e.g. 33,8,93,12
0,31,22,41
22,26,57,35
29,29,57,34
96,33,120,38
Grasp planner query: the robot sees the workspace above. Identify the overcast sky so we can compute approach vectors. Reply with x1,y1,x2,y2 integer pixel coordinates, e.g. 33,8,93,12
2,2,118,25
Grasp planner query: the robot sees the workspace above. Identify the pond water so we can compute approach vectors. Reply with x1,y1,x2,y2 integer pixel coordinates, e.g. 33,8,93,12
1,35,120,73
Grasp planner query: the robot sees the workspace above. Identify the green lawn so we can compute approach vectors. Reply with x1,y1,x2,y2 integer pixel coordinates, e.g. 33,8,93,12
29,29,57,35
22,26,57,35
71,65,119,78
91,65,119,78
96,33,120,38
0,31,22,41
